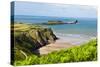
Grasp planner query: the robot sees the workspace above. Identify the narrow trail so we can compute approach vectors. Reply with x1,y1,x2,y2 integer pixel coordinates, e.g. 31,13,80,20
20,50,28,59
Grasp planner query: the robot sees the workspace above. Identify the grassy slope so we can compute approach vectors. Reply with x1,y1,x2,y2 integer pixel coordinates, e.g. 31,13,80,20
12,23,57,64
14,39,97,66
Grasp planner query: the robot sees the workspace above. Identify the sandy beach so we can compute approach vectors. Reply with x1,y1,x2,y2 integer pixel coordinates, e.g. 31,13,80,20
33,35,96,55
34,38,75,55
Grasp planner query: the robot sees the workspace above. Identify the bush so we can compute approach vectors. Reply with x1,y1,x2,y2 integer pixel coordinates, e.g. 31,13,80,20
14,39,97,66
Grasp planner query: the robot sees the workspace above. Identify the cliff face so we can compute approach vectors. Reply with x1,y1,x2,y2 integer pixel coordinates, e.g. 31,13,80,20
12,24,57,61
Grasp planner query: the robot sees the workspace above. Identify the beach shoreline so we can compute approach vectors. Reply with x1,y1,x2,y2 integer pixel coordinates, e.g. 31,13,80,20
34,38,75,55
34,34,96,55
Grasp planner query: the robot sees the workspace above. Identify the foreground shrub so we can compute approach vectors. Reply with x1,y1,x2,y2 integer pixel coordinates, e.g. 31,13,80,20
14,39,97,66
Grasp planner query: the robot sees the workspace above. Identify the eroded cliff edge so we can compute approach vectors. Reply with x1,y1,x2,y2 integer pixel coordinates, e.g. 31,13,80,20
11,24,58,61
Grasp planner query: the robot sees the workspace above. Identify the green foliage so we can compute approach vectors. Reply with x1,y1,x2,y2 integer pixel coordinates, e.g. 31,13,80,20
14,39,97,66
12,23,57,62
14,55,39,66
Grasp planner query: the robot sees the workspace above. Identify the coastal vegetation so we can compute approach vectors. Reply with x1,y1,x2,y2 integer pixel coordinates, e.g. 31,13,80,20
11,23,57,64
12,23,97,66
14,39,97,66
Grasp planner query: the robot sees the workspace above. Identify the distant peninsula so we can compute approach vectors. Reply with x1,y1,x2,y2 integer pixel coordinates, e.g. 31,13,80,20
41,20,78,25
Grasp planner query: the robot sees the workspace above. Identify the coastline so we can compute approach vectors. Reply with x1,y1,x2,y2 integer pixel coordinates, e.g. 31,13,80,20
13,23,97,55
35,33,97,55
34,38,75,55
54,32,97,45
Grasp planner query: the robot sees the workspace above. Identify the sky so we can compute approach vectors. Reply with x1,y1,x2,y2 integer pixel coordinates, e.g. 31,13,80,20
13,1,97,18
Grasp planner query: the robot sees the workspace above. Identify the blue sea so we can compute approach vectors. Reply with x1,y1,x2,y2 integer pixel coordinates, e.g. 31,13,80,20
14,15,97,45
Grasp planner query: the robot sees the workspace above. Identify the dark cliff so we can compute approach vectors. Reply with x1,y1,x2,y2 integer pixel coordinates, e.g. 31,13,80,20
11,24,57,61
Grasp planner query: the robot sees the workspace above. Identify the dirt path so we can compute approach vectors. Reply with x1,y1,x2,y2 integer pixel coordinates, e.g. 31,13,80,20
34,39,75,55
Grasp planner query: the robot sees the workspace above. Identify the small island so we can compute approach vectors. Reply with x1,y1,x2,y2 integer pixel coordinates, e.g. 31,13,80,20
42,20,78,25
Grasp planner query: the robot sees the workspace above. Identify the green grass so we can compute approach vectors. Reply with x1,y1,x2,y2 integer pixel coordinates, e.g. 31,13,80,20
12,23,57,64
14,39,97,66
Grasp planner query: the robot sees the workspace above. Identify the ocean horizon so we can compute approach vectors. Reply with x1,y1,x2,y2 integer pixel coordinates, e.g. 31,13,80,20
14,15,97,45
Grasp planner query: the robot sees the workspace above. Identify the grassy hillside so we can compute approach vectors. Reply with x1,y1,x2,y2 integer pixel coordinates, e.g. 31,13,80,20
11,23,58,64
14,39,97,66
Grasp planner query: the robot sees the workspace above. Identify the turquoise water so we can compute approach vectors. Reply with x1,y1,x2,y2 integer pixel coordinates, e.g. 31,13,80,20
14,15,97,44
46,19,97,37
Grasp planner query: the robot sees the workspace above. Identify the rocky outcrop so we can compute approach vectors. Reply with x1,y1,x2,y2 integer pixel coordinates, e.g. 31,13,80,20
12,24,58,61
